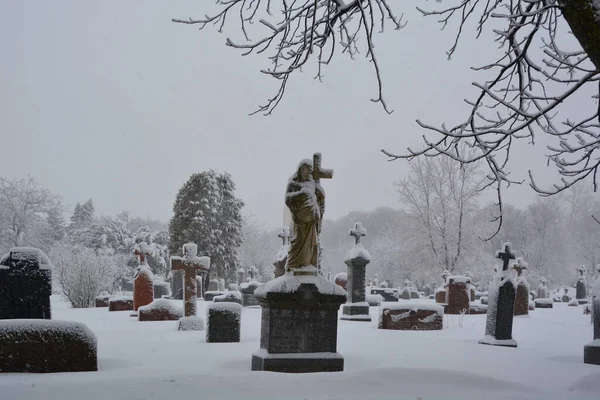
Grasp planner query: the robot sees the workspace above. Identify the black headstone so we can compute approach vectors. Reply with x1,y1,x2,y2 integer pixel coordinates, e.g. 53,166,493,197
341,253,370,322
584,296,600,365
251,275,346,373
0,248,52,320
206,304,241,343
479,243,517,347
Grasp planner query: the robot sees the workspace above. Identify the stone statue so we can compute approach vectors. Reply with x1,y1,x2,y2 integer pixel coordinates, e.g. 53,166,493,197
285,154,333,271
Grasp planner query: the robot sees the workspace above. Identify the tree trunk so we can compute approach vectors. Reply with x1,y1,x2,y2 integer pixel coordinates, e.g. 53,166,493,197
559,0,600,70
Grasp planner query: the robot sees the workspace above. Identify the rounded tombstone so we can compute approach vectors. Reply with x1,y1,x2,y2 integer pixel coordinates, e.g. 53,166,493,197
334,272,348,291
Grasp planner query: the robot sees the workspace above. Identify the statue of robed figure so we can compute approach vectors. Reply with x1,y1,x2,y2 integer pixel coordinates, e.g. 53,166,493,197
284,153,333,272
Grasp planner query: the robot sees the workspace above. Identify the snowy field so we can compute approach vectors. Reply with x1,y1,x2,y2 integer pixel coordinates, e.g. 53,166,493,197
1,295,599,400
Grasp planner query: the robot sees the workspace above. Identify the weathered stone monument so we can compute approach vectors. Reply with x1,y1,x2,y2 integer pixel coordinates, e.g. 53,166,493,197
513,258,530,316
0,247,52,319
237,266,245,285
133,242,154,312
273,227,291,278
446,276,471,314
577,265,588,304
206,303,242,343
334,272,348,291
378,303,444,331
170,270,184,300
479,242,517,348
251,153,346,373
341,222,371,321
537,277,550,298
170,243,210,330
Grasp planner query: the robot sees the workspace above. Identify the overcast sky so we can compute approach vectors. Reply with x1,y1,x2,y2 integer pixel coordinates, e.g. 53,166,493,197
0,1,579,229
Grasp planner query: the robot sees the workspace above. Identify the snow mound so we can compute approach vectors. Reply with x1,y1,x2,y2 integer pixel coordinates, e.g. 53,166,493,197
255,270,347,297
177,316,204,331
138,298,183,316
0,319,96,347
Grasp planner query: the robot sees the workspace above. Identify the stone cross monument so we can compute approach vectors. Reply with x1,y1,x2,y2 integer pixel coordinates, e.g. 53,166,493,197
512,257,530,316
273,227,291,278
341,222,371,322
133,242,154,312
170,243,210,318
479,242,518,347
576,265,588,304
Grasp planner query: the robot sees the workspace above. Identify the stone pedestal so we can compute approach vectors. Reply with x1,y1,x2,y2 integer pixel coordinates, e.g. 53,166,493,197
435,288,447,304
479,271,517,347
446,276,470,315
584,297,600,365
341,254,370,322
251,269,346,373
206,303,242,343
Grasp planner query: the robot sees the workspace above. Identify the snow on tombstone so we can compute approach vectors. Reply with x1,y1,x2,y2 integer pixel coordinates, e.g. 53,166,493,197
512,258,530,316
341,222,371,322
583,265,600,365
0,247,52,320
133,242,154,313
479,242,518,348
205,302,242,343
576,265,588,304
170,242,210,319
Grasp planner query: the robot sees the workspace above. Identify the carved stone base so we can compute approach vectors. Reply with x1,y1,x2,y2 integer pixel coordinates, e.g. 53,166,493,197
340,304,371,321
251,349,343,373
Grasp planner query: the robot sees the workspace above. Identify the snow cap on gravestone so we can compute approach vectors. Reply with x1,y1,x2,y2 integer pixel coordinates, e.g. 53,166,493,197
183,243,198,258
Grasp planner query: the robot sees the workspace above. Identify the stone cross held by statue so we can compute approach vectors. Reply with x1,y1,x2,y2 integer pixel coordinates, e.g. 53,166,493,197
133,242,152,265
248,266,258,280
349,222,367,245
312,152,334,182
278,227,291,246
170,243,210,317
513,257,527,277
496,243,516,271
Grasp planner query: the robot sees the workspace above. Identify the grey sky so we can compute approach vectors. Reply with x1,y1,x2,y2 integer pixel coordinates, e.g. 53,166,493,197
0,1,571,228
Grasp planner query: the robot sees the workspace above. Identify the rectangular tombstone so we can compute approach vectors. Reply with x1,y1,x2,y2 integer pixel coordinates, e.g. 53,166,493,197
0,248,52,320
206,303,242,343
378,304,443,331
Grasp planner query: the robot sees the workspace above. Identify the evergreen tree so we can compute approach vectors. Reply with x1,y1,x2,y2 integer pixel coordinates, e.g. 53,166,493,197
169,170,244,280
69,199,95,231
46,207,66,242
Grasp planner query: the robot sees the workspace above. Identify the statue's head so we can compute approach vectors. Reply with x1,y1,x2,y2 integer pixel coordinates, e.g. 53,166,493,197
297,159,313,182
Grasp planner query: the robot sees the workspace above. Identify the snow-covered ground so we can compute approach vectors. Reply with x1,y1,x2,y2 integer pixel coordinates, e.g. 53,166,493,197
1,295,598,400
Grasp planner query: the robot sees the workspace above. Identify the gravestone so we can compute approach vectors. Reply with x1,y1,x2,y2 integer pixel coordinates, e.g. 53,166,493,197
153,279,170,299
170,243,210,319
138,299,182,321
133,242,154,312
95,293,112,308
108,296,133,311
537,277,550,299
512,258,530,316
341,222,371,322
583,268,600,365
195,276,204,299
435,270,450,304
0,247,52,320
217,279,226,292
576,265,588,304
446,276,471,315
240,266,261,306
479,242,517,348
465,271,476,301
372,274,379,288
401,279,411,300
170,270,184,300
273,227,291,278
214,291,242,305
370,288,398,302
206,303,242,343
204,291,226,301
237,267,245,285
208,279,219,291
378,303,444,331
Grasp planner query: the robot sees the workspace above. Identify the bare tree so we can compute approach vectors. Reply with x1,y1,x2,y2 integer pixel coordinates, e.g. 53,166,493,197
174,1,600,233
396,153,486,273
0,176,62,251
173,0,405,115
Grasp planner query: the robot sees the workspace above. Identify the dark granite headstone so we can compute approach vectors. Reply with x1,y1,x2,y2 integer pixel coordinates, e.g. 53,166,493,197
479,243,517,348
214,291,242,305
206,303,241,343
341,223,371,322
583,290,600,365
251,272,346,373
204,291,226,301
576,266,587,304
370,288,398,302
0,248,52,320
513,258,529,316
153,280,170,299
